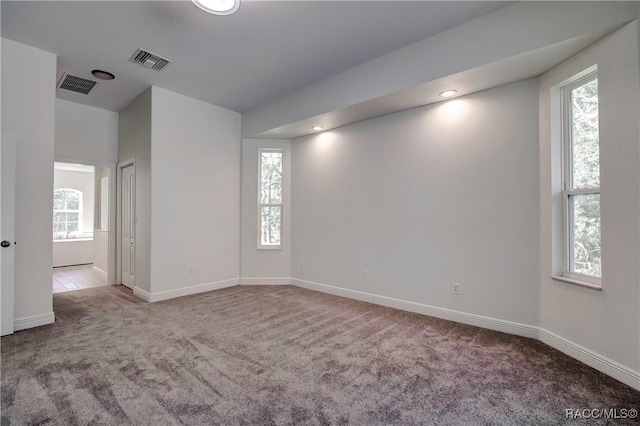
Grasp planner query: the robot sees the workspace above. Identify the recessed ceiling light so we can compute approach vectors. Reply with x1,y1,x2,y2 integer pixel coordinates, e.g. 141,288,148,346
311,126,324,131
439,90,458,98
191,0,240,15
91,70,115,80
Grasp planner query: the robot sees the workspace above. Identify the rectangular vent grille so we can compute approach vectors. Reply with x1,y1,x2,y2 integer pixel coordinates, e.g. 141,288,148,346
129,48,171,71
57,73,97,95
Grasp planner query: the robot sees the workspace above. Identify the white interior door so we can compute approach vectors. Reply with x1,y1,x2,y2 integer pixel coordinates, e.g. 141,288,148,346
121,164,135,289
1,132,16,336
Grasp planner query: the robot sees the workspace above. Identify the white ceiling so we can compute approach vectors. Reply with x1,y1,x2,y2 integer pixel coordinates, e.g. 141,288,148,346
1,0,512,113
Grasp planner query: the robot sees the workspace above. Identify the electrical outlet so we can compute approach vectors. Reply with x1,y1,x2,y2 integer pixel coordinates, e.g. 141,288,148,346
188,266,194,276
452,282,460,295
362,271,369,281
300,261,305,271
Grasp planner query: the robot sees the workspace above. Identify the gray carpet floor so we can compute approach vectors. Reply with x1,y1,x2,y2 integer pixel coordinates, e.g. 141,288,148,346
1,285,639,425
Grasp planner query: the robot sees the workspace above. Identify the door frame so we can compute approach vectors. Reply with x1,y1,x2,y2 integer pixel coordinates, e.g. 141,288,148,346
55,157,117,287
117,158,135,288
1,132,16,336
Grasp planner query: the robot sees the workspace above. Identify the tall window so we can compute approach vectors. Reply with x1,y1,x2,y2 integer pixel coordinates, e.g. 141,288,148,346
562,72,600,283
259,149,283,248
53,188,82,239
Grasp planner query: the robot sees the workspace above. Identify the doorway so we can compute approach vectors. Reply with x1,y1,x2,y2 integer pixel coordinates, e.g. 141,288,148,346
118,160,135,289
52,161,111,292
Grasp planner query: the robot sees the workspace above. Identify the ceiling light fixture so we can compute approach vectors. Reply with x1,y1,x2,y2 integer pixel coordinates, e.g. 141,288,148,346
91,70,115,80
439,90,458,98
311,126,324,131
191,0,240,15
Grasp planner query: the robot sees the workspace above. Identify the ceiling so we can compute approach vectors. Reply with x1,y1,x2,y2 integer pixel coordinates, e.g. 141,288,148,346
1,0,512,113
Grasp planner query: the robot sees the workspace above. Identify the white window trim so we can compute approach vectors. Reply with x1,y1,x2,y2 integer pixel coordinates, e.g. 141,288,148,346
559,69,601,289
53,188,83,240
257,148,283,250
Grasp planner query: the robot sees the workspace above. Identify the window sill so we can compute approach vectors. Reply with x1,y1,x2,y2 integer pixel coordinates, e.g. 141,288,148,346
258,246,282,250
53,238,94,243
551,275,602,291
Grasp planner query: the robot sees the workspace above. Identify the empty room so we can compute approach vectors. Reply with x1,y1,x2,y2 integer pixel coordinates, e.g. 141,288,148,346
1,1,639,424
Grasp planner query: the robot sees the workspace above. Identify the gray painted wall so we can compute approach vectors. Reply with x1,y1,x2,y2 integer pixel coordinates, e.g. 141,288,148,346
240,138,292,283
150,87,241,295
1,38,56,324
291,78,541,326
118,89,152,292
539,21,640,372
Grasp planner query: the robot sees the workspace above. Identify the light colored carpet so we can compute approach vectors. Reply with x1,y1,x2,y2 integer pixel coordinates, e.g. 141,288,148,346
1,285,639,425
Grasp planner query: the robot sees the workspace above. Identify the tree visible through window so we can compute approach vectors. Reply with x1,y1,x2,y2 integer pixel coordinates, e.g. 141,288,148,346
259,150,283,247
563,72,601,281
53,188,82,239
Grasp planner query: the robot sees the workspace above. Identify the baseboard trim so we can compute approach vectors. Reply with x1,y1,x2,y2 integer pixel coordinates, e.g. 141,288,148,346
240,277,292,285
132,286,152,302
92,266,107,276
291,278,538,339
14,312,55,331
539,328,640,391
133,278,240,303
290,278,640,391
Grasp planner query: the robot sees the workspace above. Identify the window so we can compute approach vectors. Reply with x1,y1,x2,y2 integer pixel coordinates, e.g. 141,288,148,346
53,188,83,240
561,71,601,284
258,149,283,248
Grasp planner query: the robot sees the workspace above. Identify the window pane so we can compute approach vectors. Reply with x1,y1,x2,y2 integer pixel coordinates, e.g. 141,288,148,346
260,152,283,205
261,152,283,181
571,78,599,189
53,198,64,211
570,193,601,277
53,222,66,232
66,199,80,210
67,222,79,232
67,213,79,222
54,212,67,222
261,206,281,246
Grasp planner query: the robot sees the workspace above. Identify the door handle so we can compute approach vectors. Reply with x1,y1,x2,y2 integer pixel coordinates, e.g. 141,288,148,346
1,240,12,248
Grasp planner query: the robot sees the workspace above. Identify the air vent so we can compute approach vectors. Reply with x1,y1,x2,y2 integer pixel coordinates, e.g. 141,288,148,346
129,48,171,71
56,73,97,95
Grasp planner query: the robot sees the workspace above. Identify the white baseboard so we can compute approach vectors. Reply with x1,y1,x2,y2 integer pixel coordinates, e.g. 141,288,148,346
291,278,640,391
291,278,538,339
240,277,292,285
92,266,107,276
14,312,55,331
539,328,640,391
132,278,239,303
132,286,152,302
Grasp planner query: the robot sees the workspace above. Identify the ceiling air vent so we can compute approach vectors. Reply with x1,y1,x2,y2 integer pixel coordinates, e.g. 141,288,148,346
56,73,97,95
129,48,171,71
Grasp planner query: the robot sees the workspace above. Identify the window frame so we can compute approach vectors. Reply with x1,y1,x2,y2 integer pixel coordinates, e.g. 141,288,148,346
560,70,601,287
53,188,83,240
257,148,283,250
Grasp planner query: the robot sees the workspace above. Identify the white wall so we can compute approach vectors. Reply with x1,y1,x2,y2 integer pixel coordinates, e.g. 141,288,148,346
241,139,291,283
93,231,108,274
149,87,241,298
55,100,118,284
1,38,56,327
53,169,94,234
291,79,540,327
55,99,119,165
118,89,152,292
539,22,640,375
52,240,93,268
